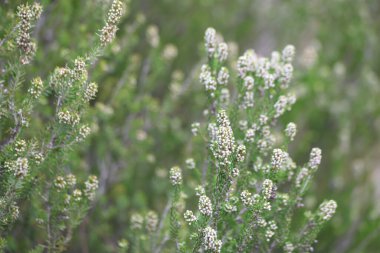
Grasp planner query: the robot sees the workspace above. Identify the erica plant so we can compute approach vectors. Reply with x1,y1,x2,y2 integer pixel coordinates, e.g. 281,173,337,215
0,1,124,251
125,28,337,253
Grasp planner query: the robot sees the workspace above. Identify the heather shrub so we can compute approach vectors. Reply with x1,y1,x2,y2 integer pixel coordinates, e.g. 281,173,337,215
0,1,124,251
122,28,337,253
1,0,380,252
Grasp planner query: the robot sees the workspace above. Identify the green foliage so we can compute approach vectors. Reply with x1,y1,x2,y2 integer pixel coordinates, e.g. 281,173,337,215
0,1,124,252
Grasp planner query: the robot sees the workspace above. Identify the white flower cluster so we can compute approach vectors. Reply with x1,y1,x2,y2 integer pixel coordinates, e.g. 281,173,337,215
199,195,212,216
28,77,44,98
224,201,238,213
308,147,322,170
195,185,205,196
54,176,66,190
191,122,200,136
271,148,288,170
76,125,91,142
84,175,99,200
6,157,29,178
10,203,20,221
204,28,217,57
236,45,295,103
16,3,42,64
245,128,255,143
285,122,297,141
130,213,144,230
145,211,158,233
236,144,246,163
185,158,195,169
162,44,178,61
208,123,218,142
215,110,235,166
217,67,229,85
51,67,71,88
216,42,228,62
282,45,295,63
265,220,278,241
202,226,222,253
14,140,26,153
244,76,255,90
236,50,255,78
262,179,274,200
201,28,231,99
256,215,267,228
241,90,254,109
84,82,98,102
200,65,217,96
284,242,295,253
100,0,124,46
57,110,80,126
231,167,239,177
258,114,268,126
73,189,83,202
66,173,77,186
33,152,44,165
169,166,182,185
73,58,87,81
146,25,160,48
278,193,290,208
318,200,337,221
184,210,197,225
240,190,253,207
274,93,296,118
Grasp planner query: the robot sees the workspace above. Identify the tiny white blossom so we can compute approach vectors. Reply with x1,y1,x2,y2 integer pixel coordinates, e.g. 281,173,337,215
84,82,98,101
240,190,253,207
309,147,322,170
284,242,295,253
217,67,229,85
191,122,200,136
215,110,235,166
54,176,66,190
130,213,144,230
271,148,287,170
84,175,99,200
282,45,295,63
199,195,212,216
14,140,26,153
204,28,216,57
73,189,83,202
285,122,297,141
28,77,44,98
195,185,205,196
262,179,274,200
243,76,254,90
318,200,337,221
185,158,195,169
184,210,197,225
146,211,158,233
216,42,228,62
202,226,222,253
169,166,182,185
236,144,246,162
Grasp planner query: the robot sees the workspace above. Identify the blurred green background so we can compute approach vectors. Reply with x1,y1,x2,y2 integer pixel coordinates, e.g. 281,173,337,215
1,0,380,252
